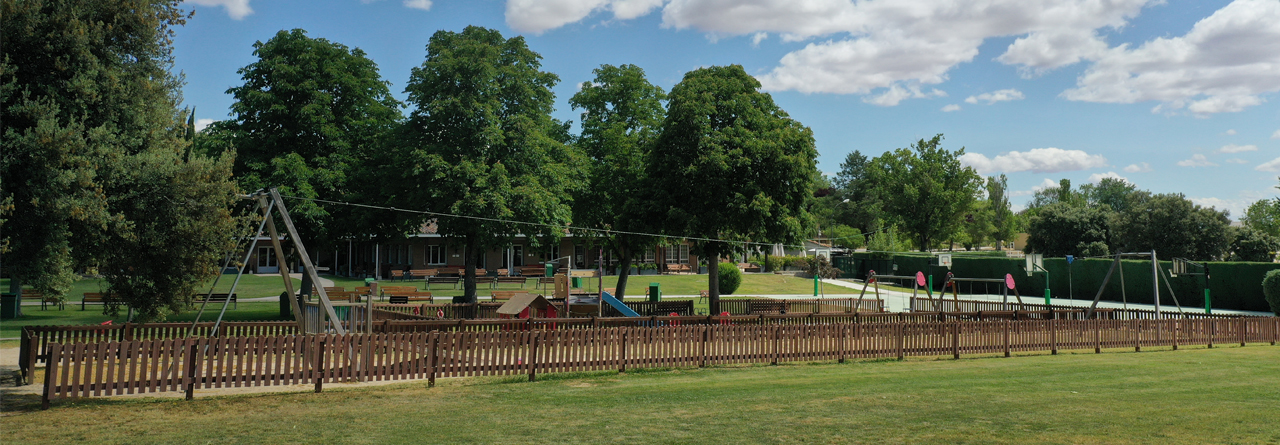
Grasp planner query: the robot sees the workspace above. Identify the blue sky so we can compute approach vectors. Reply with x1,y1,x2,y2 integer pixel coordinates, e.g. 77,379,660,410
176,0,1280,219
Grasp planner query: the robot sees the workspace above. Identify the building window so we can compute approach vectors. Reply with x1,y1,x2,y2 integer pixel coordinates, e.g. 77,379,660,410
665,245,689,264
257,246,277,268
643,249,654,263
542,245,560,263
428,245,444,265
512,246,524,267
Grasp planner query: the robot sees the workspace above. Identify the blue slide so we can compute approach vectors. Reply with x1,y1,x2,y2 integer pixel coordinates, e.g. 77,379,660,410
601,291,640,317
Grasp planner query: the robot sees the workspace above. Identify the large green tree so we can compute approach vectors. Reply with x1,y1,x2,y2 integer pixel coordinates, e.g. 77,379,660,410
647,65,818,314
223,29,404,279
987,174,1018,249
397,26,582,303
866,135,982,251
1025,203,1112,257
833,151,882,234
1,0,238,318
1114,193,1230,261
569,64,665,298
1242,198,1280,238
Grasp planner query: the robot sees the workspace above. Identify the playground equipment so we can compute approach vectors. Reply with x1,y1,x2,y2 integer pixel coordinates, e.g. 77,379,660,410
933,271,1025,312
1170,258,1211,314
1025,253,1050,305
1084,250,1186,320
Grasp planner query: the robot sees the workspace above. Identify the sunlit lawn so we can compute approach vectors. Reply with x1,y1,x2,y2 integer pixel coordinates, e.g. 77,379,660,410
5,345,1278,444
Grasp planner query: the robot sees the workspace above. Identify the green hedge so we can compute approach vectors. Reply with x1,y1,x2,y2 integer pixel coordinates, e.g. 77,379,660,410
837,253,1277,312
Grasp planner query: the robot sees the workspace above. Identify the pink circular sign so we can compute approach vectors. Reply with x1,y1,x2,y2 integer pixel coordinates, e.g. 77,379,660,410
1005,273,1016,290
916,271,927,287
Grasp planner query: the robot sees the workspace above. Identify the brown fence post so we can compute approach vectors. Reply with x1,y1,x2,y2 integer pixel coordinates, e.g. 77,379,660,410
1208,320,1215,349
184,343,198,400
122,323,135,342
839,324,847,364
19,328,31,386
1171,320,1178,351
314,340,325,393
1240,318,1247,347
619,330,628,374
41,343,60,410
1050,318,1057,355
1134,320,1141,352
427,333,438,388
1003,320,1011,358
951,322,960,359
771,325,780,366
528,333,540,382
896,323,904,361
1094,320,1101,354
700,326,709,368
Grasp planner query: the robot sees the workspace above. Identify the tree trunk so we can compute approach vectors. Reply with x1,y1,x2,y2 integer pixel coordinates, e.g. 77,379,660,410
615,246,633,299
763,252,770,273
8,275,20,295
300,272,313,298
459,235,480,305
706,245,720,315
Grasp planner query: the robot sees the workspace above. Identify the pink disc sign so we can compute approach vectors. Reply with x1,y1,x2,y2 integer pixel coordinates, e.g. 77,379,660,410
1005,273,1016,290
916,271,927,287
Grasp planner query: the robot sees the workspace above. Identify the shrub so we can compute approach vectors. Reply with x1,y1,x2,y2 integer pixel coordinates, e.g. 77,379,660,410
1263,269,1280,315
799,256,843,279
717,262,742,294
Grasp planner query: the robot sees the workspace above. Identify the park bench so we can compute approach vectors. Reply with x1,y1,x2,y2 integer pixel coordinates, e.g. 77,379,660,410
390,270,406,281
738,263,761,273
323,287,346,293
354,286,373,297
192,293,237,309
387,291,434,304
377,286,418,302
749,300,789,314
536,277,557,290
438,267,463,277
23,289,64,310
82,292,124,312
496,277,528,288
326,291,359,303
519,266,546,277
666,264,692,274
474,276,497,288
409,269,436,280
490,290,519,301
427,277,460,290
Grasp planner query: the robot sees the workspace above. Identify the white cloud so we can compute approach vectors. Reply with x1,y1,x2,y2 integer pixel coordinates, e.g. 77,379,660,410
1062,0,1280,115
1224,129,1237,135
862,84,946,106
1189,197,1248,218
941,104,961,112
1032,178,1060,192
997,28,1109,77
194,119,214,133
1272,129,1280,139
1256,157,1280,172
1123,162,1152,173
959,147,1108,175
1087,171,1129,183
1225,158,1248,164
404,0,432,10
1217,144,1258,153
751,32,768,47
964,89,1025,105
1177,154,1218,167
186,0,253,20
506,0,662,33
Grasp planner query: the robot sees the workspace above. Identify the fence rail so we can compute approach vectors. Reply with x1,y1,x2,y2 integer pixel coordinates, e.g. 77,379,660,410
37,317,1279,408
909,297,1247,320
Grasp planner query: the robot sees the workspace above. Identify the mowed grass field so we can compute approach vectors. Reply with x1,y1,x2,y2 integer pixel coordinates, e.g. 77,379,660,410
5,346,1278,444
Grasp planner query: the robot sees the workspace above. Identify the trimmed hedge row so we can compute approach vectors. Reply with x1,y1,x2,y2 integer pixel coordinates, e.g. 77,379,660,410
836,253,1278,312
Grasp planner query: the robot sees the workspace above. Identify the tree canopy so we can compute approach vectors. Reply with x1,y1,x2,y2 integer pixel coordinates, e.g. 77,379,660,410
396,26,583,302
865,135,982,251
569,64,666,298
1,0,238,319
647,65,818,313
223,29,404,256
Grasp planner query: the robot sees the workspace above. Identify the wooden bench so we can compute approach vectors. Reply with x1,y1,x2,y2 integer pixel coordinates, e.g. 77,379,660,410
490,291,520,301
82,292,125,311
438,267,463,277
474,276,497,289
427,277,460,290
409,269,436,280
519,266,546,277
536,277,556,290
377,286,418,301
749,300,789,314
391,270,406,281
738,263,762,273
666,264,692,274
23,289,64,310
192,293,237,309
354,286,373,297
323,287,346,293
326,291,359,303
387,291,434,304
496,277,528,288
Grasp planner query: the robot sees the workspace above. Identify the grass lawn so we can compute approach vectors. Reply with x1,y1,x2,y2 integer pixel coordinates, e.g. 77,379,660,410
4,346,1278,443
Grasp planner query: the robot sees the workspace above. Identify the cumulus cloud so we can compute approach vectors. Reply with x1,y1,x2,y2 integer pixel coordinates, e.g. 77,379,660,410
194,119,214,133
1123,162,1152,173
941,104,961,112
1088,171,1129,183
404,0,432,10
1177,154,1218,167
751,32,768,47
959,147,1109,175
1062,0,1280,115
187,0,253,20
1031,178,1060,193
1217,144,1258,153
506,0,663,33
862,84,946,106
1272,129,1280,139
997,28,1109,77
1189,197,1248,217
1256,157,1280,172
1224,129,1237,135
964,89,1025,105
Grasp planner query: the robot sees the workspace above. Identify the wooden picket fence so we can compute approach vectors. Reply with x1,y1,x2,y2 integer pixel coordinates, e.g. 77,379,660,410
909,297,1246,320
39,317,1279,408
